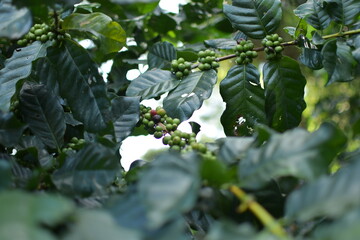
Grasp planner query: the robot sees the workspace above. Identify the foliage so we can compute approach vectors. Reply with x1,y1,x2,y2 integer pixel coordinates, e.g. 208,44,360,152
0,0,360,239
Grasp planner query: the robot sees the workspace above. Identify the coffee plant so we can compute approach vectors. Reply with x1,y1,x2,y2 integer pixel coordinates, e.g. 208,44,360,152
1,0,360,239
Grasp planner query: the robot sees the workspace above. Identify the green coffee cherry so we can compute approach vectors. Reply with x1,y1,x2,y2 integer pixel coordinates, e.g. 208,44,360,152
197,49,219,71
233,39,258,65
262,34,284,60
171,58,192,79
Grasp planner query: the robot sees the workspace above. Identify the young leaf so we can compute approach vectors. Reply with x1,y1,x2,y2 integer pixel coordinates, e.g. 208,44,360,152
46,40,111,133
0,3,32,39
19,82,65,150
138,152,201,228
111,96,140,142
263,56,306,132
294,0,331,30
326,0,360,25
148,41,176,69
0,41,51,112
126,69,179,100
238,123,347,189
52,142,121,197
163,69,217,121
223,0,282,39
322,39,357,85
285,157,360,222
220,64,265,136
62,12,126,56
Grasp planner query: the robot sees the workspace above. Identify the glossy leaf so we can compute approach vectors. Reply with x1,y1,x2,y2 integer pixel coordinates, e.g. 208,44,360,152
326,0,360,25
322,39,357,85
62,12,126,56
52,143,121,196
223,0,282,39
294,0,331,30
299,47,323,70
111,96,140,142
0,112,27,147
239,123,347,189
164,70,217,121
126,69,179,100
138,152,201,228
148,41,176,69
285,157,360,222
0,41,51,112
263,56,306,132
46,40,110,133
220,64,265,136
0,4,32,39
19,82,65,150
311,208,360,240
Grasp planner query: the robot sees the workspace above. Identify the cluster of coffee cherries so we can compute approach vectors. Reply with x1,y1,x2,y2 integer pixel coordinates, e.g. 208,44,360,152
171,58,192,79
197,49,219,71
17,23,70,47
234,39,258,65
139,105,209,153
262,34,284,60
61,137,86,153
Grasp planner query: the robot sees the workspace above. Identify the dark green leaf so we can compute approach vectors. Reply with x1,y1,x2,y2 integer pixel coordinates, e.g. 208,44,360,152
138,152,201,228
206,221,279,240
62,12,126,56
62,209,141,240
326,0,360,25
17,135,55,169
239,123,347,189
352,33,360,62
322,39,357,85
223,0,282,39
294,0,331,30
204,39,237,50
285,152,360,222
106,191,149,230
19,82,65,150
164,70,217,121
0,3,32,39
299,47,323,70
52,143,121,196
217,137,255,165
35,58,60,96
201,158,232,187
111,96,140,142
311,208,360,240
0,190,74,239
0,41,51,112
46,40,111,133
126,69,179,100
148,41,176,69
263,56,306,132
0,159,11,190
220,64,265,136
0,112,26,147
